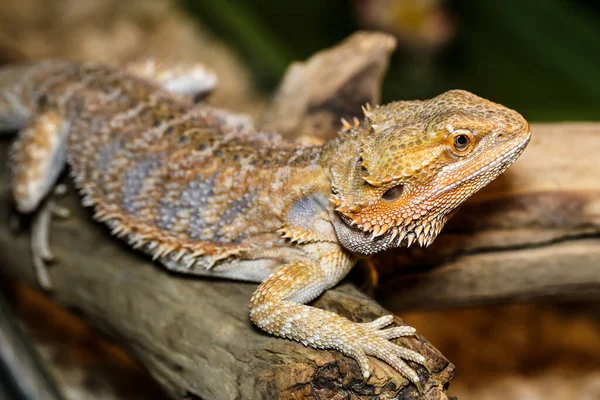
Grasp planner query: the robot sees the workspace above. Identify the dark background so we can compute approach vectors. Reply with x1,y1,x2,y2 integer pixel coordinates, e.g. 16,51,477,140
184,0,600,121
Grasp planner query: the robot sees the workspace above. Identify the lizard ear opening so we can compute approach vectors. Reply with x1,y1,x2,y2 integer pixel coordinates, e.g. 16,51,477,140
382,185,404,201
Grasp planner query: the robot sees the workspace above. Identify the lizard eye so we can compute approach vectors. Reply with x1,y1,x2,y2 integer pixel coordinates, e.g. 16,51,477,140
450,131,474,155
382,185,404,201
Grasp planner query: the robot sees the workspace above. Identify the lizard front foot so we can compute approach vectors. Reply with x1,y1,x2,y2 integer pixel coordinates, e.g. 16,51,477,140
250,248,431,392
339,314,429,391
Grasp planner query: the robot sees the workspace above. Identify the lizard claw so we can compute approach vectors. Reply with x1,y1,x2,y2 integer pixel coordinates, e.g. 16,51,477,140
358,314,393,330
339,315,428,390
414,379,424,395
51,184,71,218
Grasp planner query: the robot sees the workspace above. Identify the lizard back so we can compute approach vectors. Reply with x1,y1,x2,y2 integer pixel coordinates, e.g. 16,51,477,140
3,61,330,280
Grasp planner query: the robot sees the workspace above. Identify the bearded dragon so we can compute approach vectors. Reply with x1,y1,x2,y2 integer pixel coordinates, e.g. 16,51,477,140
0,59,530,391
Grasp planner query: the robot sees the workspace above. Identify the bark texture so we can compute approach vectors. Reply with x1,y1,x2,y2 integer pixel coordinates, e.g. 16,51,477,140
260,31,396,140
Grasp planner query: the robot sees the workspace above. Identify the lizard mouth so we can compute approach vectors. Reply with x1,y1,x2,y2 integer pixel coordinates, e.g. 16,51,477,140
434,130,531,196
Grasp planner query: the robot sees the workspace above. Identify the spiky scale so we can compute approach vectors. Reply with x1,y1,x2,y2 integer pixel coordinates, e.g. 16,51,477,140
363,176,383,187
406,233,416,247
397,230,407,246
414,225,423,237
417,233,426,247
349,205,361,213
341,118,353,130
390,227,398,242
379,224,389,236
423,224,431,238
371,225,381,239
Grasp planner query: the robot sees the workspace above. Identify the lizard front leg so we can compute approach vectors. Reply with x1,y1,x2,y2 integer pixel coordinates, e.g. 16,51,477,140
249,242,428,389
10,110,69,289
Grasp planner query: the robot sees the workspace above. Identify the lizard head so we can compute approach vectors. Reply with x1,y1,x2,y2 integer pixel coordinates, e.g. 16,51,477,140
329,89,531,254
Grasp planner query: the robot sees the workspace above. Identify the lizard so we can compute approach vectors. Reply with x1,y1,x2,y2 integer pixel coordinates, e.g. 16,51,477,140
0,59,530,391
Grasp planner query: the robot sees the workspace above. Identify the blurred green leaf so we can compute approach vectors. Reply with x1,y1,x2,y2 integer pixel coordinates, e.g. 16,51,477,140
183,0,600,121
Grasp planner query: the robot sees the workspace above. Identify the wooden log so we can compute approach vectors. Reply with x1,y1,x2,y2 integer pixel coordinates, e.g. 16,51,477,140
260,31,396,140
0,290,65,400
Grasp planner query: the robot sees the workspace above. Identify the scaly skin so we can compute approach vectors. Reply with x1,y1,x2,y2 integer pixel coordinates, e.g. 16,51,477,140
0,60,530,390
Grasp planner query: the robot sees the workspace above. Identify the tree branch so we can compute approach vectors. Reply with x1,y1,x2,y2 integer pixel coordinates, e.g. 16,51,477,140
260,31,396,140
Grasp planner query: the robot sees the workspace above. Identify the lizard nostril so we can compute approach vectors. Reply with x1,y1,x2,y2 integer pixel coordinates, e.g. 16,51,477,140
496,132,508,142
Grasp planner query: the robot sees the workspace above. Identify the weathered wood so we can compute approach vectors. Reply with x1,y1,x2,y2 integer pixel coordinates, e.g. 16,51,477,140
375,122,600,311
260,31,396,140
0,290,65,400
